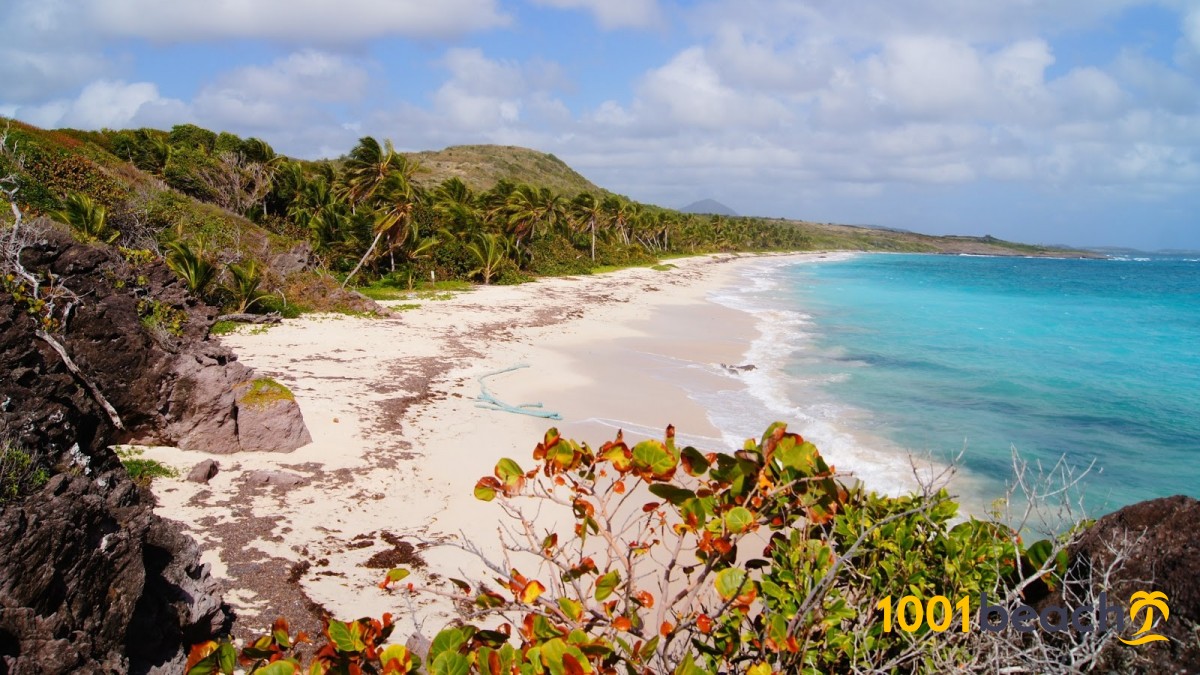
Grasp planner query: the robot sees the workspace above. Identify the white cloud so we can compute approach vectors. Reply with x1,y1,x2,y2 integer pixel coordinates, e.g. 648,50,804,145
531,0,661,29
75,0,509,42
10,80,183,130
0,49,113,103
423,48,570,134
625,47,791,130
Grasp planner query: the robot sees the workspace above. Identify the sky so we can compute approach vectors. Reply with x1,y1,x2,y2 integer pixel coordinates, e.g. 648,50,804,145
2,1,1199,250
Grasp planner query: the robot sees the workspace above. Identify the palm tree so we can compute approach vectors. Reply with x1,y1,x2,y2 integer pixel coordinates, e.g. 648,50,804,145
52,193,119,244
601,195,633,245
340,137,411,210
432,177,480,240
224,259,265,313
165,240,216,296
570,192,604,261
342,172,421,287
505,185,566,245
466,232,511,284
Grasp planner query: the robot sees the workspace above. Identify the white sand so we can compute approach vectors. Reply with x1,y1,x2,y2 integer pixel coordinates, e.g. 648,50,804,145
141,253,833,637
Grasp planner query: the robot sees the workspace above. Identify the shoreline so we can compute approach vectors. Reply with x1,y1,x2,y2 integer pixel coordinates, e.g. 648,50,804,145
141,252,827,639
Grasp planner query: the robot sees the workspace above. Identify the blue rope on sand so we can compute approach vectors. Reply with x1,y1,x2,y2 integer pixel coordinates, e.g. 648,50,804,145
474,364,563,420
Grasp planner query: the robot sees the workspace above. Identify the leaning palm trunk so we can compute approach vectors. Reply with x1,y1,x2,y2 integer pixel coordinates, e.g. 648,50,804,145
341,229,385,288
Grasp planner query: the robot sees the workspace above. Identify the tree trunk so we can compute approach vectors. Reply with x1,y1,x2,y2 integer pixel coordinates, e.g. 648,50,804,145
342,229,385,288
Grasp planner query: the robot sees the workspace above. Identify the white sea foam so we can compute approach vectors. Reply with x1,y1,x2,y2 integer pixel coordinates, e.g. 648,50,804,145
703,254,927,496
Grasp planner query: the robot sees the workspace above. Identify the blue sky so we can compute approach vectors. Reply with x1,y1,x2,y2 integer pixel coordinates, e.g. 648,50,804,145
3,0,1199,250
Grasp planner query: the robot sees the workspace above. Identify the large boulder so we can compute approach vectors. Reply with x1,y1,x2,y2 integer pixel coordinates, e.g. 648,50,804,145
166,354,311,454
1069,495,1200,672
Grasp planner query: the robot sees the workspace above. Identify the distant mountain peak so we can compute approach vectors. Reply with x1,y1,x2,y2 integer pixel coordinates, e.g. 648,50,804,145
680,199,737,216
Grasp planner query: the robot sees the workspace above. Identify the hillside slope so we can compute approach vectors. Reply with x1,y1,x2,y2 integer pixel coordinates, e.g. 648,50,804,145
404,144,603,196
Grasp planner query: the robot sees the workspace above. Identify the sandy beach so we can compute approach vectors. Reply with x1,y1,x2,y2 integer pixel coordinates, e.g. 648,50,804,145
139,252,839,641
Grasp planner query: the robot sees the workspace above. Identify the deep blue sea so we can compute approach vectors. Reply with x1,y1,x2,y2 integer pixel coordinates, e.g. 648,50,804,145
707,253,1200,515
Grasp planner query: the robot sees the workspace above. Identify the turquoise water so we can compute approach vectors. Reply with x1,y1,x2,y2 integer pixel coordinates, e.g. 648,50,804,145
709,254,1200,514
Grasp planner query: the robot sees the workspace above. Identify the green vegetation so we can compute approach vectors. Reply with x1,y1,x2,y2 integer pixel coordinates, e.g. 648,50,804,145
2,117,1088,329
165,239,217,296
115,447,178,485
191,424,1098,674
406,144,602,197
209,320,240,336
137,299,188,338
236,378,296,409
51,192,119,244
0,440,49,503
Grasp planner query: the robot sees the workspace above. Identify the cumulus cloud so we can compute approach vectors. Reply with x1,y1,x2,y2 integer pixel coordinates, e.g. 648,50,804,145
531,0,661,29
421,48,570,135
9,80,184,130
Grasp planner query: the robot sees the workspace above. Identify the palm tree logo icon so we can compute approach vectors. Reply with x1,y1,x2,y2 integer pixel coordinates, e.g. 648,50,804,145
1119,591,1170,645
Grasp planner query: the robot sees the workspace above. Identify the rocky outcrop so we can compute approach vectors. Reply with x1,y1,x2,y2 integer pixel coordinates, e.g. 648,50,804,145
1069,495,1200,673
0,225,313,672
0,473,231,673
2,226,310,454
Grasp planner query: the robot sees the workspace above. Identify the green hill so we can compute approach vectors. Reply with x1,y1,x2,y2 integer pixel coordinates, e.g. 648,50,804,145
404,145,603,197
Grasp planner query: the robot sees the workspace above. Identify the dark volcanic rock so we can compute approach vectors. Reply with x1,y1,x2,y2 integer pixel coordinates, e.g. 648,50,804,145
2,225,310,455
0,226,306,672
0,473,231,674
1069,495,1200,673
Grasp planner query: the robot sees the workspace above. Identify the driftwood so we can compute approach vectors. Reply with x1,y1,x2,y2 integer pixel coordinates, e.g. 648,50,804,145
35,329,125,430
215,313,282,324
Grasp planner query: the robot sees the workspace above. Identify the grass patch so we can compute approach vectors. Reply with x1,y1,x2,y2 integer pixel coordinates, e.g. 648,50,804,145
236,377,296,409
115,447,178,486
358,286,408,301
210,320,239,336
651,263,678,271
1,440,49,502
392,303,421,311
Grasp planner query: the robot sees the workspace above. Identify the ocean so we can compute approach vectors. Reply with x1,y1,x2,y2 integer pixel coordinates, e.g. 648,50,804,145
705,253,1200,517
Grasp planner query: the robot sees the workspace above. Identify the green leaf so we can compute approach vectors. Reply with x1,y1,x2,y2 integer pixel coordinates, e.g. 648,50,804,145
631,440,677,480
673,653,707,675
595,570,621,601
185,654,219,675
559,597,583,622
775,438,822,475
474,477,500,501
679,446,710,476
538,639,568,675
648,483,695,505
217,643,237,674
326,620,365,653
386,568,410,583
429,628,468,662
714,568,747,600
430,651,471,675
1025,539,1055,570
495,458,524,488
723,506,754,533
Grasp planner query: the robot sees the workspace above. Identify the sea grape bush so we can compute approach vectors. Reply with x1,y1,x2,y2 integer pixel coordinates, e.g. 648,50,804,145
185,615,419,675
192,423,1073,674
390,422,1070,673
